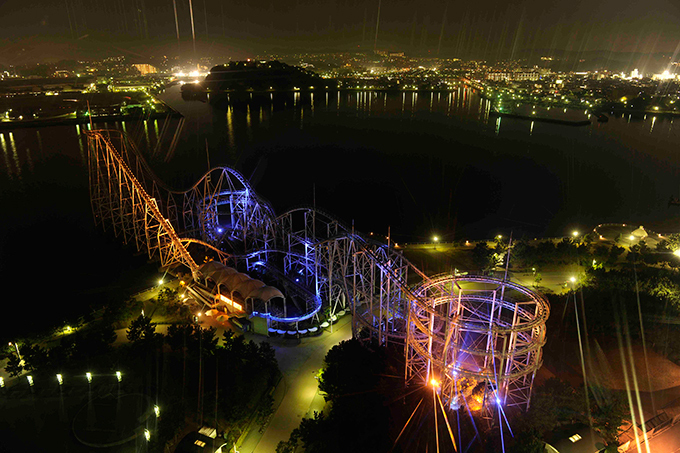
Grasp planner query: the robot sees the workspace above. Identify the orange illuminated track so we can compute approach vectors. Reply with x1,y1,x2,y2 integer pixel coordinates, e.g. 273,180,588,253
87,129,549,415
87,130,201,277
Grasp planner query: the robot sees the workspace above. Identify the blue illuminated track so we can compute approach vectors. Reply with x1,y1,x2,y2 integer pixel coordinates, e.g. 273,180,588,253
88,129,550,414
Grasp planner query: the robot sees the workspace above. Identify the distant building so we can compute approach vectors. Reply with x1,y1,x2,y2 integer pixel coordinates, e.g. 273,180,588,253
0,76,93,94
175,427,229,453
487,70,540,82
546,424,605,453
132,64,157,76
653,70,677,81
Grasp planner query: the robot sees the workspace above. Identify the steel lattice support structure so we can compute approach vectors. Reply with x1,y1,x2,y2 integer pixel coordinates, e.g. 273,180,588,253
275,207,413,343
89,130,276,255
87,130,201,278
349,240,411,343
405,275,549,412
176,167,277,256
88,129,550,412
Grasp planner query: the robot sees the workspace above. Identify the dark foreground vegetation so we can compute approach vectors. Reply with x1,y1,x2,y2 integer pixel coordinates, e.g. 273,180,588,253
2,293,279,452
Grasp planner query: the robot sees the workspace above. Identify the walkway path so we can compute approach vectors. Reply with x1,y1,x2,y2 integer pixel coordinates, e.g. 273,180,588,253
240,316,352,452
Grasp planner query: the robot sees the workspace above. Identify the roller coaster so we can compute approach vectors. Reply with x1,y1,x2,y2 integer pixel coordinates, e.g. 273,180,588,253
86,129,549,414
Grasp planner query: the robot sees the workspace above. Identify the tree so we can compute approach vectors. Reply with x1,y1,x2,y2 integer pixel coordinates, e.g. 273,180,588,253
667,233,680,251
71,323,117,362
281,339,391,453
21,344,49,373
104,296,142,325
165,323,190,351
156,287,178,304
257,342,279,384
472,242,495,272
507,429,546,453
148,398,186,453
607,245,625,264
319,339,383,401
126,315,159,344
4,353,24,377
588,387,628,447
656,240,670,252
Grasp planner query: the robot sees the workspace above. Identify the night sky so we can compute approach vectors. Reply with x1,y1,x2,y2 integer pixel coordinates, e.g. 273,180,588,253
1,0,680,64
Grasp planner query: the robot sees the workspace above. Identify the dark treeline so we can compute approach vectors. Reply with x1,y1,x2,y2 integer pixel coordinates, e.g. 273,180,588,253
3,314,279,451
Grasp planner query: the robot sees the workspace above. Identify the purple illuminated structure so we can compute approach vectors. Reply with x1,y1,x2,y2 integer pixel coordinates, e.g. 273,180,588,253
87,130,549,412
405,275,549,412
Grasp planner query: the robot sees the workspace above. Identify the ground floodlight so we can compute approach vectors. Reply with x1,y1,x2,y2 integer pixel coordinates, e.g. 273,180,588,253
154,405,160,417
56,374,63,385
0,377,4,388
144,429,151,441
86,372,92,383
116,371,122,382
27,375,34,386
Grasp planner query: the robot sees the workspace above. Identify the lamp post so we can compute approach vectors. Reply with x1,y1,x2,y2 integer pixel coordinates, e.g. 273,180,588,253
8,342,23,366
433,236,439,251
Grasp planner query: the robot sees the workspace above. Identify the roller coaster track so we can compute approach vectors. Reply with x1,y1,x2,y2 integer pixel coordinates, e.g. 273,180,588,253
90,130,276,252
87,129,549,412
87,130,201,278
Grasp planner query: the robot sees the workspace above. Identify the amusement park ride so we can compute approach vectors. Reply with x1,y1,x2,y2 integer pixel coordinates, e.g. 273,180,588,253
86,129,549,422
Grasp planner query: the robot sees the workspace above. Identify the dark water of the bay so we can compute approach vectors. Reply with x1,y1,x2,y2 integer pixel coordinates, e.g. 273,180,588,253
2,85,680,338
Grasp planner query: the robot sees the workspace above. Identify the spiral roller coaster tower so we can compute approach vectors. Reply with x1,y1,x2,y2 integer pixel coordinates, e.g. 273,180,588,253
87,129,549,412
405,275,549,412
